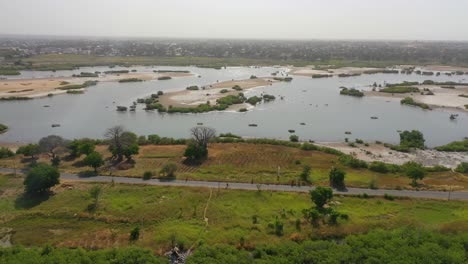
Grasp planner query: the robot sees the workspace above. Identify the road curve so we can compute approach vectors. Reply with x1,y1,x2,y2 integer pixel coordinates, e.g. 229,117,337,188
1,168,467,200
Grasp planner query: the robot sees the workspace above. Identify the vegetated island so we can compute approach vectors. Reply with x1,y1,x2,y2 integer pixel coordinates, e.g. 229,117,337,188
150,77,281,113
365,80,468,111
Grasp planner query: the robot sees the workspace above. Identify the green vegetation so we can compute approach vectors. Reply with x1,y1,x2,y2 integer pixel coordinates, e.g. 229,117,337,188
57,80,97,90
0,123,8,134
0,96,32,101
16,144,40,160
0,69,20,75
401,97,431,110
246,96,262,105
72,72,98,77
118,78,143,83
387,130,426,152
273,77,293,82
0,147,14,158
66,90,84,94
402,161,426,186
83,151,105,172
216,94,245,106
23,163,60,194
459,94,468,98
104,70,129,74
337,73,361,77
157,76,172,80
339,88,364,97
329,167,346,189
455,162,468,173
186,85,199,90
435,139,468,152
380,87,419,93
220,89,229,93
232,85,242,91
154,70,190,73
311,74,331,78
0,247,166,263
289,135,299,142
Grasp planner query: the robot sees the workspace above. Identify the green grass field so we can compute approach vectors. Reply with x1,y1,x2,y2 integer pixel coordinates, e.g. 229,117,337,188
0,172,467,254
1,143,467,191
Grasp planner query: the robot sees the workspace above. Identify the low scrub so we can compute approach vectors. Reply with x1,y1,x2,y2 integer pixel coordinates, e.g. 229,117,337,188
401,97,431,110
380,87,419,93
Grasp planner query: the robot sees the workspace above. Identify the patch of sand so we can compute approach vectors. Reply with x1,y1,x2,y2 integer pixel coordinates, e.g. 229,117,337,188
0,72,193,99
158,77,276,108
365,85,468,112
317,142,468,168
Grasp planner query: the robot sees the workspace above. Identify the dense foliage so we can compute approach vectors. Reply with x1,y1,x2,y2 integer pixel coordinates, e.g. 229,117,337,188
435,139,468,152
23,163,60,194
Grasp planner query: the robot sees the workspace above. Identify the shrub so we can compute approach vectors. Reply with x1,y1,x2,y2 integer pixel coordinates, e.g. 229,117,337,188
0,147,14,159
384,193,395,200
329,167,346,189
246,96,262,105
186,85,199,90
435,139,468,152
369,161,389,173
220,89,229,94
401,97,430,110
339,155,367,168
83,152,104,172
402,161,426,186
299,165,311,183
130,227,140,241
160,163,177,177
143,171,153,180
158,76,171,80
455,162,468,173
289,135,299,142
399,130,425,149
340,88,364,97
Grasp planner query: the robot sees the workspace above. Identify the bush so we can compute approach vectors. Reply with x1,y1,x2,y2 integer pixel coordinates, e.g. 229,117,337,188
380,87,419,93
435,139,468,152
220,89,229,94
130,227,140,241
399,130,425,149
402,161,426,186
329,167,346,189
289,135,299,142
246,96,262,105
340,88,364,97
401,97,430,110
143,171,153,180
186,85,199,90
455,162,468,173
184,142,208,161
339,155,367,168
369,161,389,173
83,152,104,172
160,163,177,177
0,147,14,159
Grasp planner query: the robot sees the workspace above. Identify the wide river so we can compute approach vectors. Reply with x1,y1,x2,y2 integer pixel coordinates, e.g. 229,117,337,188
1,65,467,147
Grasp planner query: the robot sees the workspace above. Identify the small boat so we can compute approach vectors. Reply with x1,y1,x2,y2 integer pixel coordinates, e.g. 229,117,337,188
51,124,61,128
450,114,459,120
197,123,203,125
248,124,258,127
370,116,378,120
288,130,295,133
345,131,352,135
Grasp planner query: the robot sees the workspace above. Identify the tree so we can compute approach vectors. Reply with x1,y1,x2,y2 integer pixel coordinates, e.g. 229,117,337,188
310,186,333,209
68,139,96,158
399,130,425,149
38,135,67,163
184,141,208,161
88,185,102,211
83,152,104,172
23,163,60,194
289,135,299,142
299,165,311,183
329,167,346,189
105,126,138,161
16,144,40,160
190,126,216,148
402,161,425,186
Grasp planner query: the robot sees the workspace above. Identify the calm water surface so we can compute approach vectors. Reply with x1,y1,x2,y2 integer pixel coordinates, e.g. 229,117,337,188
1,66,467,147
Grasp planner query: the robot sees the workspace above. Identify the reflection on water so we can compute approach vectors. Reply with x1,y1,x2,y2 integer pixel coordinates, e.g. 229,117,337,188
0,66,467,147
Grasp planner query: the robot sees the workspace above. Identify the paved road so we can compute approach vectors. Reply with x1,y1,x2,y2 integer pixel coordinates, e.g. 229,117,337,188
1,167,467,200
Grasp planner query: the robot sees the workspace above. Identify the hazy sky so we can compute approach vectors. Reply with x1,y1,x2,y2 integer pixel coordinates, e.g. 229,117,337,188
1,0,468,40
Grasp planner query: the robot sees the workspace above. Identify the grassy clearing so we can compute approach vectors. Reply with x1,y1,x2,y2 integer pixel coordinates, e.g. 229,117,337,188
0,172,467,253
1,143,467,190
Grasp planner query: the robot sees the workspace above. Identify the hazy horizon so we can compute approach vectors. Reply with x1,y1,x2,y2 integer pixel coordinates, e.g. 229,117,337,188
1,0,468,41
